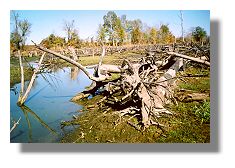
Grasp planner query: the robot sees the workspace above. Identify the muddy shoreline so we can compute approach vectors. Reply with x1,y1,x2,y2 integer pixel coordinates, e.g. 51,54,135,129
61,66,210,143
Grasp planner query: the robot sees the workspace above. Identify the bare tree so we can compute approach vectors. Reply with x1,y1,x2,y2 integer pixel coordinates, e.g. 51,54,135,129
11,11,32,50
63,20,75,42
180,10,184,43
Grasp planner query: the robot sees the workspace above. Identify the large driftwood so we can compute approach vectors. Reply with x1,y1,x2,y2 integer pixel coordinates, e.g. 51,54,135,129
175,90,210,102
98,57,184,128
25,42,209,60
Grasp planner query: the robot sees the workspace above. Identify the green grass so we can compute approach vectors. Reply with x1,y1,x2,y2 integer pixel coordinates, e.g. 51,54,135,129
10,56,39,66
78,52,142,66
157,101,210,143
179,79,210,92
10,66,34,87
178,67,210,92
62,97,210,143
10,56,38,87
156,66,210,143
193,101,210,124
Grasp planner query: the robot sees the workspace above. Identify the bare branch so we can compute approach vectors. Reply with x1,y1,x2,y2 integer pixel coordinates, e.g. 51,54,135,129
32,41,110,82
10,117,21,133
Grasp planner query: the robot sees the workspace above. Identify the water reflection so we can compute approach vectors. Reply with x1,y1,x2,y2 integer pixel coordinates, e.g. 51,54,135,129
10,66,94,143
20,105,57,142
70,67,79,80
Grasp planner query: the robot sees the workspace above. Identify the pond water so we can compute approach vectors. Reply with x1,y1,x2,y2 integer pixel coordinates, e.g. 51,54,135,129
10,65,93,143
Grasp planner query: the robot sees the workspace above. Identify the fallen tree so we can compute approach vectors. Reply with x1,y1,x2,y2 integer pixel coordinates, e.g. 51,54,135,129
167,51,210,66
31,42,211,130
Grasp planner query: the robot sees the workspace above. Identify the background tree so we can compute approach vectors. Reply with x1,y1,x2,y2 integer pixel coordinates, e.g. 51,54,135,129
63,20,81,48
131,26,142,44
180,10,185,42
97,24,106,45
149,27,158,44
40,34,65,49
103,11,119,46
101,11,127,46
158,24,172,44
67,29,81,48
129,19,143,44
192,26,207,45
115,18,125,45
10,11,32,51
63,20,75,42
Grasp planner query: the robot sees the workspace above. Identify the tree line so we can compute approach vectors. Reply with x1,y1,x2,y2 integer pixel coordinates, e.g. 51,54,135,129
10,11,209,53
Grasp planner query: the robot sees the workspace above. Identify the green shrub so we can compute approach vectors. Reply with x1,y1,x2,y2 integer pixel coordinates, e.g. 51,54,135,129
193,101,210,124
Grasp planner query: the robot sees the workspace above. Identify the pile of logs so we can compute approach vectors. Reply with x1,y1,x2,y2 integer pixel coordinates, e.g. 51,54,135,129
32,41,210,130
20,42,209,59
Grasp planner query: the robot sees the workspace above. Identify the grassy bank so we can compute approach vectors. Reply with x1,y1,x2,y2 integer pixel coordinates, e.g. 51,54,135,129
10,56,39,66
62,66,210,143
53,52,143,67
79,52,142,66
10,66,34,87
10,56,37,87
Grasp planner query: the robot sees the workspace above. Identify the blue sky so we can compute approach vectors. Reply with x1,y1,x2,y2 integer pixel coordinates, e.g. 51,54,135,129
11,10,210,44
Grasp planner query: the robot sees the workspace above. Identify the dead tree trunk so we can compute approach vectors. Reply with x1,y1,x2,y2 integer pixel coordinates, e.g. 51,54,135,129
167,51,210,66
33,42,121,82
68,46,78,61
17,51,24,101
112,58,184,127
17,53,45,106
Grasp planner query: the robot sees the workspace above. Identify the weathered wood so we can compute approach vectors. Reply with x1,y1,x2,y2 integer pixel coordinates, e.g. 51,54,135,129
167,51,210,66
33,42,121,82
152,58,184,108
18,51,24,101
175,91,210,102
70,93,90,102
68,46,78,61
